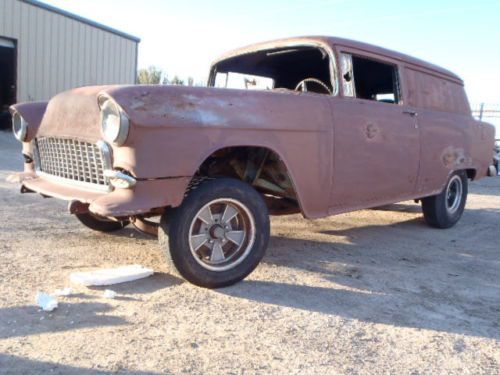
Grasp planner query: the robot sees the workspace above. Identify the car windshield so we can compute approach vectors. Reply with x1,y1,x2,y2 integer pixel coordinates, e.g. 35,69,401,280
211,46,333,95
214,72,274,90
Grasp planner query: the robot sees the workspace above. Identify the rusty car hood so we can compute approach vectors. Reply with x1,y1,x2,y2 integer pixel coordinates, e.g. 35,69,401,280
37,85,115,143
38,84,329,140
102,84,329,132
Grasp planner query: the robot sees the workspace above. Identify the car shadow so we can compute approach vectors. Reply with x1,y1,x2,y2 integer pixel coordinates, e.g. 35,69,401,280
219,207,500,340
107,226,156,240
369,202,423,213
0,302,127,340
0,353,162,374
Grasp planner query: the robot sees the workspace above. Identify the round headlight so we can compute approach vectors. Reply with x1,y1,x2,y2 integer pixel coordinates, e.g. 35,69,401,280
99,97,129,146
12,112,28,142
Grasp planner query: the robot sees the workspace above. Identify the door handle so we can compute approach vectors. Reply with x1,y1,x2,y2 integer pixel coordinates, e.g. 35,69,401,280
403,109,418,117
403,109,419,129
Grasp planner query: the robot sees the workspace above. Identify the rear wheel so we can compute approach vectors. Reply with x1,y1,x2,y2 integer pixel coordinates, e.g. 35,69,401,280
421,171,468,228
75,213,129,232
158,178,269,288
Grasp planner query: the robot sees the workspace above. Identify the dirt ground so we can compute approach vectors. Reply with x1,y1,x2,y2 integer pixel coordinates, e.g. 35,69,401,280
0,131,499,375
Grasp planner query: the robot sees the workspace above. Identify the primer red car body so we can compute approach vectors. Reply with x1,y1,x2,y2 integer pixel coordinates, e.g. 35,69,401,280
9,36,497,287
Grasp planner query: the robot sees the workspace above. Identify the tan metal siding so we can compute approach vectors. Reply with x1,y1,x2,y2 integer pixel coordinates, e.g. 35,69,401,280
0,0,138,102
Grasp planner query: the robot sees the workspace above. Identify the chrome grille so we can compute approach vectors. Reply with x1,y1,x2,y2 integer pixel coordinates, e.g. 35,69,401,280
34,137,111,188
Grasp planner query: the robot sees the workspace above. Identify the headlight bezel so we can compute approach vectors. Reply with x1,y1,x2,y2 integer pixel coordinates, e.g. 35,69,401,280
98,95,130,146
12,111,28,142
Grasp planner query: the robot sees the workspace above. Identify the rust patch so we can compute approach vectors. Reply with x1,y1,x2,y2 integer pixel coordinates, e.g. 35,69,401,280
174,101,196,110
130,100,146,111
365,123,379,139
441,146,469,168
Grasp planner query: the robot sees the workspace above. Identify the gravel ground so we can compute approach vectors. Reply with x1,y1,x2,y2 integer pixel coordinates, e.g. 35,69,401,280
0,130,499,374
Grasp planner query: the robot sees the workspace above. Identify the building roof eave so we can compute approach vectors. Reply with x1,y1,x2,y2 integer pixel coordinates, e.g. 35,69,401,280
21,0,141,43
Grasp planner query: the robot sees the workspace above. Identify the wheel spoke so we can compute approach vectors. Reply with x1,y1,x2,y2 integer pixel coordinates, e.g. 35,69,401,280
210,242,225,262
197,206,213,224
221,204,239,224
188,197,256,271
226,230,245,246
190,234,208,251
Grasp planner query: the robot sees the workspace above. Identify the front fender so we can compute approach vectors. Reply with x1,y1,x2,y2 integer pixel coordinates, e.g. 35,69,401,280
101,85,333,219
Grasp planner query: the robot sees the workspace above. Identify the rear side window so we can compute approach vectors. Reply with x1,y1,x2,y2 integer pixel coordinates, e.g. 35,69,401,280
341,53,401,104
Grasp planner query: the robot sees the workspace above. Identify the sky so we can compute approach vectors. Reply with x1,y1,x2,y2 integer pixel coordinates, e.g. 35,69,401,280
43,0,500,107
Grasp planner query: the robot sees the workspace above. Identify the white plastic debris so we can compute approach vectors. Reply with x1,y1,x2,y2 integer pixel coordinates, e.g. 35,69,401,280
103,289,117,299
54,287,73,296
70,265,154,286
36,292,58,312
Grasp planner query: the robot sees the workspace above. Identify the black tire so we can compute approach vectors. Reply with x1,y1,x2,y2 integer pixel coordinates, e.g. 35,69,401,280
158,178,270,288
421,171,468,229
75,212,129,232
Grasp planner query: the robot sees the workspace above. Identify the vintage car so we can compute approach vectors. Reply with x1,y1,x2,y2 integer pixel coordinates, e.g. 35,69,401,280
9,36,497,288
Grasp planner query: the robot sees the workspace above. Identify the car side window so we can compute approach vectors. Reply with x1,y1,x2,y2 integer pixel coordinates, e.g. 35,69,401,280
340,53,401,104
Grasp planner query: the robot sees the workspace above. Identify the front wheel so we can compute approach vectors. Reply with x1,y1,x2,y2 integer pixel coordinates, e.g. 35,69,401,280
158,178,270,288
421,171,468,229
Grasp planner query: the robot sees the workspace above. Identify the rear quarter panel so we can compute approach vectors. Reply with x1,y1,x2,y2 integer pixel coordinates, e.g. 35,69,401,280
402,66,493,195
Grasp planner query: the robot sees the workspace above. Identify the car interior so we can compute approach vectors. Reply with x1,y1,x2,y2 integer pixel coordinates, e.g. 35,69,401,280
347,55,401,104
212,46,333,95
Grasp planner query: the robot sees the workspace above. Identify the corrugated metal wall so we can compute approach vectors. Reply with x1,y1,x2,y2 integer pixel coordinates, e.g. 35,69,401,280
0,0,138,102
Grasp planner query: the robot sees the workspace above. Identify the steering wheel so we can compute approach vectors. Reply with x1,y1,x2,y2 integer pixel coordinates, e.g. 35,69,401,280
295,78,332,95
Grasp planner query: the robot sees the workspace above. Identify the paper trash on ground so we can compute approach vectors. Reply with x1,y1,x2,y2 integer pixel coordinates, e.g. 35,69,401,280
103,290,117,299
36,292,58,312
54,287,73,296
70,265,154,286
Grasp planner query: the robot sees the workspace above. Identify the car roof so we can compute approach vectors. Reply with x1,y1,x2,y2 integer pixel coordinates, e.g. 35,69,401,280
212,36,462,84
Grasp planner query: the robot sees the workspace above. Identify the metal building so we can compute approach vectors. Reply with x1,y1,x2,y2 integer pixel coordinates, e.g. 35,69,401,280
0,0,140,128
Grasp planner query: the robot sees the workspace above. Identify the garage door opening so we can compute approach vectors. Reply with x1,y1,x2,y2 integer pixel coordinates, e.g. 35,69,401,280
0,38,16,130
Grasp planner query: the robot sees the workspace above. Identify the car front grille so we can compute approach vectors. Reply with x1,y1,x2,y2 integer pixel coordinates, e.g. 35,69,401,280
34,137,111,189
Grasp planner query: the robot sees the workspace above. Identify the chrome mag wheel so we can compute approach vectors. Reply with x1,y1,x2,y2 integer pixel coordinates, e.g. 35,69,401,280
188,198,256,272
159,177,270,288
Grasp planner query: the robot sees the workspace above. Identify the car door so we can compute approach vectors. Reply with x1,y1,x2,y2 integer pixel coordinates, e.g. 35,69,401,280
328,50,420,213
